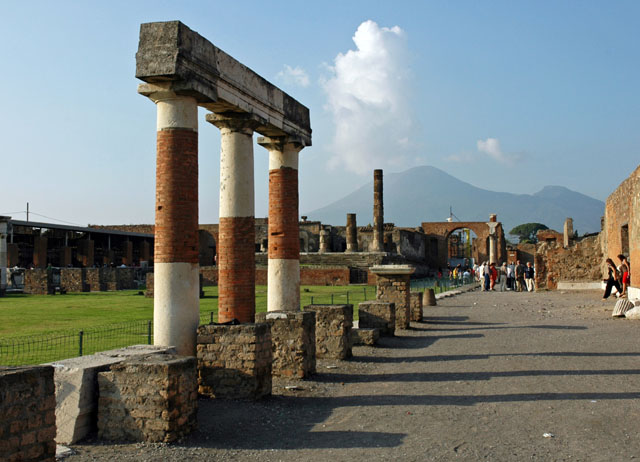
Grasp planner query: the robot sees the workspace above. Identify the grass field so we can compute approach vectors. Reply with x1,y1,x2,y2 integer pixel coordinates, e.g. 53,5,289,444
0,284,379,366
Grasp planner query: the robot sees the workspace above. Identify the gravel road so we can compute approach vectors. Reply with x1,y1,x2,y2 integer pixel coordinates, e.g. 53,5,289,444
66,289,640,461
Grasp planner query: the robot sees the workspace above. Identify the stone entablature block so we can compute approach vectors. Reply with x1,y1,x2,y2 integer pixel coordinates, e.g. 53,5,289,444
255,311,316,378
136,21,311,145
305,304,353,360
98,354,197,442
197,323,272,399
358,301,395,336
0,365,56,462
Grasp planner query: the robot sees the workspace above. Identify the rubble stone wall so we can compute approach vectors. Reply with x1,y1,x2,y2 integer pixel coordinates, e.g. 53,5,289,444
255,311,316,378
0,365,56,462
60,268,87,292
358,301,395,336
197,323,272,399
376,274,411,330
306,304,353,360
410,291,423,322
23,268,53,295
98,354,197,443
535,234,603,290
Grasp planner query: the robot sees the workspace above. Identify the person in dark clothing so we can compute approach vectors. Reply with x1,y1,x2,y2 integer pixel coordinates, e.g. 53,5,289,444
515,260,526,292
602,258,622,300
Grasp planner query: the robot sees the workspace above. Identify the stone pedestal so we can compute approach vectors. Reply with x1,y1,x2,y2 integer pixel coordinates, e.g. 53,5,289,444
424,288,437,306
0,365,56,462
410,291,423,322
350,327,380,346
255,311,316,378
98,354,197,442
197,323,272,399
357,301,395,336
371,265,415,330
305,304,353,359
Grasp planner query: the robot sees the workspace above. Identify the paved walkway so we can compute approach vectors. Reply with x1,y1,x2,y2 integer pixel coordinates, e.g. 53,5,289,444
69,290,640,461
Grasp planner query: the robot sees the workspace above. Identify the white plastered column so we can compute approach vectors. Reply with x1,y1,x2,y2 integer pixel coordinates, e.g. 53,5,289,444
151,92,200,355
488,222,498,264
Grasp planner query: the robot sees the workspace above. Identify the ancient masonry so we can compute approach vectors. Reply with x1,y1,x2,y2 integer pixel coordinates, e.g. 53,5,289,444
135,21,311,351
371,265,415,330
358,300,396,336
97,354,197,443
0,366,56,462
346,213,358,252
307,304,354,360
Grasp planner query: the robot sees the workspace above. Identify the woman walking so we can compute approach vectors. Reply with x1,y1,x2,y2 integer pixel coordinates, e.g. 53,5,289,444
602,258,622,300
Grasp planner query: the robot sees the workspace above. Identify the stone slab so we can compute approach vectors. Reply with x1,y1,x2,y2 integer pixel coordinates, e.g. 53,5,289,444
49,345,176,444
557,281,603,290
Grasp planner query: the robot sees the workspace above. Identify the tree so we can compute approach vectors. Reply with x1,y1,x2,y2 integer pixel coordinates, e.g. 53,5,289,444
508,223,549,244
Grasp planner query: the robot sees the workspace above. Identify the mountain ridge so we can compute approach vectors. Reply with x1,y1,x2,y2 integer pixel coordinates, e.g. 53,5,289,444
305,166,604,236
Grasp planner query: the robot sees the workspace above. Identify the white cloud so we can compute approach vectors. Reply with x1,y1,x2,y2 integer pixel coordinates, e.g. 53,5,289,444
277,65,310,88
476,137,519,165
322,20,413,175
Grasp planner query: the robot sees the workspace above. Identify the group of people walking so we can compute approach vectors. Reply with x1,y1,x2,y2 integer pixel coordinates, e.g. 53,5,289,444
602,254,631,300
475,260,535,292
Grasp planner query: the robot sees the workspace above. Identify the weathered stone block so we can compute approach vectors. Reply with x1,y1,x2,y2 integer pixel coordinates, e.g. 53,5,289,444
305,304,353,360
358,301,395,336
50,345,176,444
197,323,272,399
145,272,154,298
350,327,380,346
255,311,316,378
423,288,437,306
23,268,54,295
98,354,197,442
0,365,56,462
60,268,87,293
410,291,423,322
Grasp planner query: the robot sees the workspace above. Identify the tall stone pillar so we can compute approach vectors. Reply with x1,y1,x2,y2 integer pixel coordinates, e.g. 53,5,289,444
0,217,9,291
488,218,499,264
207,113,260,323
319,229,329,253
258,136,305,313
148,91,200,356
371,169,384,252
122,241,133,266
489,235,497,264
346,213,358,253
563,218,573,248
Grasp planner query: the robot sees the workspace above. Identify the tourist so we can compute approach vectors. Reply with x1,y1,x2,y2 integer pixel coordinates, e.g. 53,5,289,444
483,262,491,291
524,262,535,291
499,262,507,291
506,262,515,290
618,254,630,298
489,263,498,290
515,260,525,292
602,258,622,300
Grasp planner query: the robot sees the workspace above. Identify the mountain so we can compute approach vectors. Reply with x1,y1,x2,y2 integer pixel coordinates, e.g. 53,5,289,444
305,166,604,236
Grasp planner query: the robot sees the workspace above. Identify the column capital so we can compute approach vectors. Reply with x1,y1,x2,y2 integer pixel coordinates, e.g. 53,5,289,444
257,135,306,152
206,112,261,135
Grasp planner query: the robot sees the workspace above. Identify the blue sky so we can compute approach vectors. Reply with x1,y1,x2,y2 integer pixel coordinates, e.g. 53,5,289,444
1,1,638,226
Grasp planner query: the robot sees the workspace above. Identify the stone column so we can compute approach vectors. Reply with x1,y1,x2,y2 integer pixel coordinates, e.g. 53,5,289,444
258,136,304,313
488,221,499,264
371,169,384,252
207,113,260,323
563,217,573,248
319,229,329,253
148,91,200,356
0,217,8,291
346,213,357,252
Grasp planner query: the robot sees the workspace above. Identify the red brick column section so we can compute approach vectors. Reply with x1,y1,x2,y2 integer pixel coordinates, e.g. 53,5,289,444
371,169,384,251
145,91,200,356
208,113,261,323
258,136,306,313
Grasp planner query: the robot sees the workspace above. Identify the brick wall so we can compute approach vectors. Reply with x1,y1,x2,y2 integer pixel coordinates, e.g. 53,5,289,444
0,366,56,462
376,274,411,330
268,167,299,260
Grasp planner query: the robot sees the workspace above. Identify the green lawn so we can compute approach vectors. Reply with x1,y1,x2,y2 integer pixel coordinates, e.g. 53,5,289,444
0,284,378,366
0,285,378,338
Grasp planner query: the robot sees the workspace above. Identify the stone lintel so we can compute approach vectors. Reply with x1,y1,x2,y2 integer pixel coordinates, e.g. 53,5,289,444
136,21,311,145
370,265,415,276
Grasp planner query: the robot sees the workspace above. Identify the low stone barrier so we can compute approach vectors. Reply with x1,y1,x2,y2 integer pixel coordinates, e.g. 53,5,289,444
85,268,103,292
0,365,56,462
197,323,272,399
23,268,53,295
50,345,176,444
255,311,316,378
410,291,423,322
350,327,380,346
97,354,197,442
358,301,395,336
306,304,353,360
60,268,86,292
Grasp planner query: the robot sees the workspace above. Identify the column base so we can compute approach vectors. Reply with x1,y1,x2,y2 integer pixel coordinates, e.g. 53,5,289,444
305,304,353,359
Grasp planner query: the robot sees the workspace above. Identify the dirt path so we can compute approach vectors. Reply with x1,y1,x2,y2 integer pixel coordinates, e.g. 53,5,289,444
68,290,640,461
